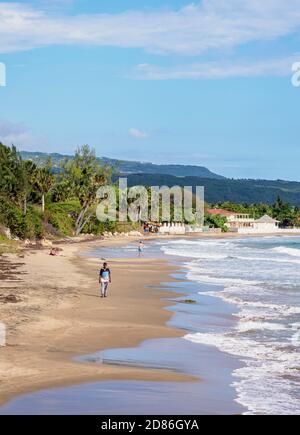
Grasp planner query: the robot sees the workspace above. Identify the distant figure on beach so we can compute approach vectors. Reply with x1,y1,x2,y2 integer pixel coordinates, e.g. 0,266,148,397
49,247,62,256
138,241,144,256
99,262,111,298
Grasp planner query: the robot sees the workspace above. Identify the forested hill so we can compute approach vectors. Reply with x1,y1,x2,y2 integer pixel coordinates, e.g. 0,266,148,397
19,151,300,206
19,151,225,180
1,143,299,243
117,174,300,206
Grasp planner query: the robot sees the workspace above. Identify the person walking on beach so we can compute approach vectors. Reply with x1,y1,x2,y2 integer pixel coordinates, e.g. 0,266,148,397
138,241,144,256
99,262,111,298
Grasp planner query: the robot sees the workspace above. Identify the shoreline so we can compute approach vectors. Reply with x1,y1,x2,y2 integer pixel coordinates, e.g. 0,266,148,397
0,236,195,407
1,232,299,413
0,237,247,415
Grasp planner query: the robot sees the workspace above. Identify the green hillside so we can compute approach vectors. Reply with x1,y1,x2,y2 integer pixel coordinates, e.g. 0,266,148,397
19,150,300,205
119,174,300,206
1,144,300,241
19,151,225,179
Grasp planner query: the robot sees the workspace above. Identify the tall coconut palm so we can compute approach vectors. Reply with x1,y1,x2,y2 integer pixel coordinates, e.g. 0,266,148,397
21,160,37,215
34,158,55,213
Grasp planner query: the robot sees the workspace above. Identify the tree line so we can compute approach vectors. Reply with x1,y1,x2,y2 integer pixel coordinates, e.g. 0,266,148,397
206,199,300,230
1,142,299,239
0,143,112,239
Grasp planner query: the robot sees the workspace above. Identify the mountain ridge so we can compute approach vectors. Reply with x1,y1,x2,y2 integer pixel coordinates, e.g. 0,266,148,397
18,150,300,206
19,151,225,180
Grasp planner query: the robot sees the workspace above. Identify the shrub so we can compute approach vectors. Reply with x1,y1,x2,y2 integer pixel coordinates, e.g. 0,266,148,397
47,200,81,236
0,197,27,238
204,213,228,232
26,206,44,239
0,197,44,239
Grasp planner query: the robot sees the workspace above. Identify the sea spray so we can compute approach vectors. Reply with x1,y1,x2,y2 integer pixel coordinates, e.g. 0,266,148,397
160,236,300,415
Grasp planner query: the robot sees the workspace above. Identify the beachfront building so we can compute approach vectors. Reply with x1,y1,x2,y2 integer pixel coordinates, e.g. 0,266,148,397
158,222,186,235
207,208,254,231
250,215,280,233
207,209,280,234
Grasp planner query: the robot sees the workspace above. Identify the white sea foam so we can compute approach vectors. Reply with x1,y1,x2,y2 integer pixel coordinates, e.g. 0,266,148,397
272,246,300,257
184,331,300,415
162,248,228,260
204,289,300,318
290,323,300,346
161,236,300,415
236,321,287,333
235,255,300,265
187,273,259,287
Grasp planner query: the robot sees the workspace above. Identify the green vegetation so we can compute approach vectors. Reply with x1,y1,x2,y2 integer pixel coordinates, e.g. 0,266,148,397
211,198,300,229
46,201,81,236
2,143,300,240
204,212,229,232
60,145,112,235
20,151,225,180
0,231,20,255
123,174,300,207
0,143,114,240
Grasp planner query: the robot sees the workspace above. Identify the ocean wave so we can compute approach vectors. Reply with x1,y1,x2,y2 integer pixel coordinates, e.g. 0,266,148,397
184,332,300,415
186,270,261,286
162,248,229,260
165,248,300,265
204,289,300,319
160,236,300,414
235,255,300,265
236,321,287,332
271,246,300,257
290,323,300,346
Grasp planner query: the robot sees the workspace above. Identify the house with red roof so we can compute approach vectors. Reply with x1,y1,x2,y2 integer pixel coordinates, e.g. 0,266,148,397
207,209,280,233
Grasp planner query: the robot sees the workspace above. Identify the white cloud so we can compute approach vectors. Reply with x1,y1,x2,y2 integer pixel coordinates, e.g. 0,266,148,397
0,119,47,150
132,56,299,80
128,128,149,139
1,1,300,54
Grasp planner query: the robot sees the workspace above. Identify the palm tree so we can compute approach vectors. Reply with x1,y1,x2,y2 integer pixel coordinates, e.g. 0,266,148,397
34,162,55,213
63,145,111,235
21,160,37,215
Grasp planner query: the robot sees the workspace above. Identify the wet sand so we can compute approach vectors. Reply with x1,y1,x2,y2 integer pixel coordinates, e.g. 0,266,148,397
1,232,277,413
0,268,246,415
0,237,195,407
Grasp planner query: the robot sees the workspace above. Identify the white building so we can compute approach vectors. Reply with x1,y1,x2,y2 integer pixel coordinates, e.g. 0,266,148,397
158,222,186,235
248,215,280,233
207,209,281,234
231,214,280,234
207,209,254,231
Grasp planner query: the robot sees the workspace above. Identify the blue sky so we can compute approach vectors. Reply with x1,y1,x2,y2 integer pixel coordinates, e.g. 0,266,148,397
0,0,300,180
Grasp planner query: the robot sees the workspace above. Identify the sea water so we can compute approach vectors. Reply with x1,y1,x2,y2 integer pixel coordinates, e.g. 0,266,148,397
159,236,300,415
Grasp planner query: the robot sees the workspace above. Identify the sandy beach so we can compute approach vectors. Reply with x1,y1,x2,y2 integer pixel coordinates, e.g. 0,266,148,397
2,232,299,415
0,236,195,407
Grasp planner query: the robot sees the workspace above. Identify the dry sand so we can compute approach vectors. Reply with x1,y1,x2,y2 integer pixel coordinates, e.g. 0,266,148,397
0,237,194,406
1,230,287,408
